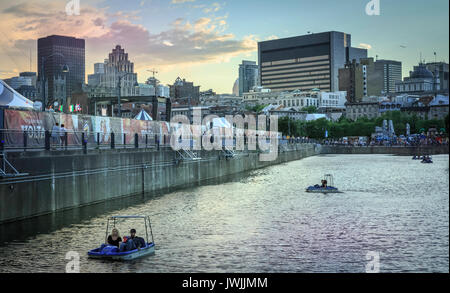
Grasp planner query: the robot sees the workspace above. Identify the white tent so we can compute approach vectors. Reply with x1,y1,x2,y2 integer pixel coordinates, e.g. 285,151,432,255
134,109,153,121
211,117,232,129
0,79,34,109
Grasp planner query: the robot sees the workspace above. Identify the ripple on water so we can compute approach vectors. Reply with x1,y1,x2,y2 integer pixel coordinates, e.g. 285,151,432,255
0,154,448,273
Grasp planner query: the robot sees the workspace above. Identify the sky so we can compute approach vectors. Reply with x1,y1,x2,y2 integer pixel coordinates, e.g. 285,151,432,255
0,0,448,94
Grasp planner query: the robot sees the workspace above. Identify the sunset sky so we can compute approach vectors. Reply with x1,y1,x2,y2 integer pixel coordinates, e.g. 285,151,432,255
0,0,448,93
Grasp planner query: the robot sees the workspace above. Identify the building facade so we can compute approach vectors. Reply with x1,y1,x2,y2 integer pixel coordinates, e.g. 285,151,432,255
258,31,367,92
87,45,138,97
345,101,380,121
239,60,259,96
339,58,384,102
38,35,85,105
374,59,402,95
169,77,200,102
425,62,449,93
395,63,440,95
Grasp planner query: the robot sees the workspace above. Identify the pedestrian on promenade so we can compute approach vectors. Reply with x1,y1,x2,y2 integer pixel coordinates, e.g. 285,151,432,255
51,123,60,149
60,124,67,147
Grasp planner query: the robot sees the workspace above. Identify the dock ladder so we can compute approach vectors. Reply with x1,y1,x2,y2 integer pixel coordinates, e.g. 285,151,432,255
176,149,201,161
222,146,235,159
0,153,29,178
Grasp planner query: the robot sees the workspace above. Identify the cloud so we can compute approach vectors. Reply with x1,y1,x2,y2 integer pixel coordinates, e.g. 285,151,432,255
358,43,372,50
171,0,195,3
265,35,279,41
0,0,256,87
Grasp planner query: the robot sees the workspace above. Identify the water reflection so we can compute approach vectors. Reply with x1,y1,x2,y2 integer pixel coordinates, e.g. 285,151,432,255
0,154,448,273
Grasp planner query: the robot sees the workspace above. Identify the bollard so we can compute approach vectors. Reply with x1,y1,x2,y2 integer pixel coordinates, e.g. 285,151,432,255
155,135,159,151
111,132,115,149
45,130,50,150
64,132,68,148
135,133,139,148
23,131,27,151
123,133,126,148
145,134,148,148
97,133,100,148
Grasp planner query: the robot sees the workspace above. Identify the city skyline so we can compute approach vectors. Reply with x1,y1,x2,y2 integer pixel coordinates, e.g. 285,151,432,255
0,0,448,94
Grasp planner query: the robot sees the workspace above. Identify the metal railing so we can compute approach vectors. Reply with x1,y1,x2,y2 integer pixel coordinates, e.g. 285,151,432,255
0,129,320,153
0,129,172,152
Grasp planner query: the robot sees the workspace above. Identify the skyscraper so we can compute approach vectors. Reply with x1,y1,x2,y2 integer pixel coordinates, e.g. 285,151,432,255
87,45,138,97
37,35,85,106
258,31,367,92
238,60,258,96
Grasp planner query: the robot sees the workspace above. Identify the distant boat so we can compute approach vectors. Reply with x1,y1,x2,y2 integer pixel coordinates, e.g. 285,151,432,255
421,156,433,164
306,174,342,193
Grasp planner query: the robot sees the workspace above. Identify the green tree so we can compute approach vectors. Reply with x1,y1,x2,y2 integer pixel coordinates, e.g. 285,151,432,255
302,106,318,114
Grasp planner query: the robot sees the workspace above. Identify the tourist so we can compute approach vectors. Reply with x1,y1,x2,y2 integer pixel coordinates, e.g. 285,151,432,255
60,124,67,147
119,228,146,252
51,123,60,148
106,228,122,247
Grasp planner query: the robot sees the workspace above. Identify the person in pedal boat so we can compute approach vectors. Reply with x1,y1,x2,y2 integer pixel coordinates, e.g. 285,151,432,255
106,228,123,247
119,229,146,252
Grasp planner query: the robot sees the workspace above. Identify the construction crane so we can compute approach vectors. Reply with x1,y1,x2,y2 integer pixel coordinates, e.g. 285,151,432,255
147,69,158,78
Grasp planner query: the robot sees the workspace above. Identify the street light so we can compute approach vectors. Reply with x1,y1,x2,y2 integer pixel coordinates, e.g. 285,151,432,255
117,72,139,117
40,53,69,111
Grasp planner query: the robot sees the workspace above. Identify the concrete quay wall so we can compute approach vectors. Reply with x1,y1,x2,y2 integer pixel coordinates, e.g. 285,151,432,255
319,145,449,156
0,144,318,223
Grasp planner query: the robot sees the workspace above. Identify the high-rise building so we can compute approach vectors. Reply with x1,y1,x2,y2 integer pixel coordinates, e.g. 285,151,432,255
87,45,138,97
339,57,384,102
258,31,367,92
238,60,258,96
374,59,402,94
232,78,239,96
37,35,85,106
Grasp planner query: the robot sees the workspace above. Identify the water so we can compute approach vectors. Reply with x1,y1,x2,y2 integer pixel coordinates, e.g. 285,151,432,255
0,154,448,273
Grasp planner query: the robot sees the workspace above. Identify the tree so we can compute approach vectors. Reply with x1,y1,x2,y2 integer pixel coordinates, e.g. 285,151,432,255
302,106,318,114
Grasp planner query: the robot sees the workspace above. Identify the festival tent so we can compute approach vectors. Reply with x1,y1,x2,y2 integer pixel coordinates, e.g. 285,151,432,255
0,79,34,109
211,117,232,129
134,109,153,121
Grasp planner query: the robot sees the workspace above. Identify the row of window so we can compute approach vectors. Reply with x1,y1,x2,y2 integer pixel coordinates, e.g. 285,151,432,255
262,60,330,72
261,70,330,80
262,75,330,85
279,98,319,108
261,55,329,67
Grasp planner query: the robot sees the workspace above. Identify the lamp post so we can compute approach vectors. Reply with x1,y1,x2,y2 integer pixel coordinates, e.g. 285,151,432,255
117,72,139,117
40,53,69,111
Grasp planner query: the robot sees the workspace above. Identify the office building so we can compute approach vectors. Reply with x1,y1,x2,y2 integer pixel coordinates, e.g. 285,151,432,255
374,59,402,95
239,60,258,96
339,57,384,102
87,45,138,97
258,31,367,92
38,35,85,105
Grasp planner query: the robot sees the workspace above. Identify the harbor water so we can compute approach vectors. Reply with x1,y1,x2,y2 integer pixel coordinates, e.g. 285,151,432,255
0,154,448,273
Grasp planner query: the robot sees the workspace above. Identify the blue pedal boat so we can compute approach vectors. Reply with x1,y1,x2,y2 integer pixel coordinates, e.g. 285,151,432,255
88,215,155,261
306,174,342,194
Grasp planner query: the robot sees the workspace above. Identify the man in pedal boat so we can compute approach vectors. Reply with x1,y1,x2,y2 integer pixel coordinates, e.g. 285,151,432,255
119,229,146,252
